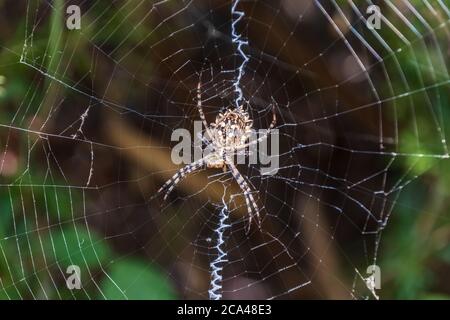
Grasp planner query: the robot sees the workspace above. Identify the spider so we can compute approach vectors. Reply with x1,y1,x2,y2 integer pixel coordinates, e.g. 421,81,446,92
158,78,277,231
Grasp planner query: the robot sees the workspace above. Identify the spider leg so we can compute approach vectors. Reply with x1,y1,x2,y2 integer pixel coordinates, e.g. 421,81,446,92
227,159,261,232
196,76,214,140
158,158,205,201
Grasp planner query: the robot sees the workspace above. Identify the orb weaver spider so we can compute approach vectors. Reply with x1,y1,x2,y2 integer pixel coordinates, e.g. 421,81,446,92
158,77,277,231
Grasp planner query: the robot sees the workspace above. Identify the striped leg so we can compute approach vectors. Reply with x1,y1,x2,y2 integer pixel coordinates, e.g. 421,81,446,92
227,160,261,232
196,78,213,140
158,158,205,201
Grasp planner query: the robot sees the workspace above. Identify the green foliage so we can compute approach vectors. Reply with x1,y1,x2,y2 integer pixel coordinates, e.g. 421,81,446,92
100,259,176,300
0,0,177,301
45,226,111,269
0,180,176,299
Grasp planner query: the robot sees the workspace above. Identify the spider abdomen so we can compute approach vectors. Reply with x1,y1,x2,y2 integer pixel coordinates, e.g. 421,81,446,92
211,109,253,150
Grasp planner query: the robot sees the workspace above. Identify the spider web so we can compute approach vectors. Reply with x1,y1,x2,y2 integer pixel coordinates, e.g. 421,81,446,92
0,0,449,299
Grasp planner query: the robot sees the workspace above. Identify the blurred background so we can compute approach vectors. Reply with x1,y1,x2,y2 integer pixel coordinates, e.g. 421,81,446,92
0,0,449,299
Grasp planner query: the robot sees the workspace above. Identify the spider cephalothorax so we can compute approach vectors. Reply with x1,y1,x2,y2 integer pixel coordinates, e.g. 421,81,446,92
158,77,276,231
